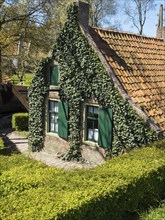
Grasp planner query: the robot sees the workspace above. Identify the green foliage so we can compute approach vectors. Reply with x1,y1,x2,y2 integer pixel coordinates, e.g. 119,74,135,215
0,137,4,150
1,0,62,81
140,201,165,220
29,3,158,158
11,73,34,86
28,59,48,151
52,3,157,159
0,140,165,219
24,73,35,86
12,113,29,131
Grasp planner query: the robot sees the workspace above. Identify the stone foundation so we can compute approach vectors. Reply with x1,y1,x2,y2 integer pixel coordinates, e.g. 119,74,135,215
44,134,105,165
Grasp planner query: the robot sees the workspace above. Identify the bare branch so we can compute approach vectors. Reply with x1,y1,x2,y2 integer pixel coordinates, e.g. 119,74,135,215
123,0,155,35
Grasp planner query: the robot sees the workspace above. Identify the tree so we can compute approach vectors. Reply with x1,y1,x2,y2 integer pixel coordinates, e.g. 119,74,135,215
0,0,119,83
0,0,59,83
124,0,155,35
86,0,118,27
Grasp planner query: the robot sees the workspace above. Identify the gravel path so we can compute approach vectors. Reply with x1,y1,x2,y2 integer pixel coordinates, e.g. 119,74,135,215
1,128,97,170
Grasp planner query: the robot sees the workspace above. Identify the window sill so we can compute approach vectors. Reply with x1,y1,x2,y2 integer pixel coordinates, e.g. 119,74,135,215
83,140,99,147
49,85,60,91
46,132,59,137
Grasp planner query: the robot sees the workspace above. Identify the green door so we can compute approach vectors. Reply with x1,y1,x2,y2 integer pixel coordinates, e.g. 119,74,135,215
98,107,113,148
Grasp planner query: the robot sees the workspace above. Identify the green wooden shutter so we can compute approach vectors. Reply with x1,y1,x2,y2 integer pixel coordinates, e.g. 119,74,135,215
50,65,58,85
58,102,68,139
98,107,113,148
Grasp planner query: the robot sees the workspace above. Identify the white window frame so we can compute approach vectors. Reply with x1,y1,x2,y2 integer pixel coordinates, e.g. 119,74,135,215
83,104,99,145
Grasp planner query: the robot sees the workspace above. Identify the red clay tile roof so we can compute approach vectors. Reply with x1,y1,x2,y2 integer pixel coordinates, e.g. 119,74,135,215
90,27,165,133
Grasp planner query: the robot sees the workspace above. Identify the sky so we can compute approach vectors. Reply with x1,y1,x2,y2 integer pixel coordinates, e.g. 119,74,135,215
113,0,165,37
143,0,165,37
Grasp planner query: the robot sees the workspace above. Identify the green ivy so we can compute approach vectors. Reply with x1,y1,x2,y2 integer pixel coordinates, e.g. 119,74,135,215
53,3,157,160
28,59,48,151
29,3,157,159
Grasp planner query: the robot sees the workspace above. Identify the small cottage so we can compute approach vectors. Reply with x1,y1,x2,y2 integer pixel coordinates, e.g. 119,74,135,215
28,1,165,161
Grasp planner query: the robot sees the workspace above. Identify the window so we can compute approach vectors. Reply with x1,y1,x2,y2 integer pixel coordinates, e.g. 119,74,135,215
48,100,69,139
85,105,113,148
50,65,59,85
49,100,58,133
86,106,99,142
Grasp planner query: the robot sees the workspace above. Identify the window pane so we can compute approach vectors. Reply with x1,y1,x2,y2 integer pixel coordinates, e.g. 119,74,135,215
86,105,99,142
88,106,93,113
94,129,98,142
49,101,58,112
50,113,58,133
87,106,98,118
54,102,58,112
50,124,54,132
88,129,94,140
50,114,55,122
87,119,93,129
55,115,58,123
50,101,54,111
55,123,58,132
94,107,99,114
94,120,98,129
49,100,59,133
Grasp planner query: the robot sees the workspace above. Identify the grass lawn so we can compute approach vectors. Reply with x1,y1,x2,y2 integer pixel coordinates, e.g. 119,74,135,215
140,201,165,220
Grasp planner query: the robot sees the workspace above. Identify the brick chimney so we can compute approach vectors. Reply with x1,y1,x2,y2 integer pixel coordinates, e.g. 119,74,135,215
78,1,89,30
156,4,165,40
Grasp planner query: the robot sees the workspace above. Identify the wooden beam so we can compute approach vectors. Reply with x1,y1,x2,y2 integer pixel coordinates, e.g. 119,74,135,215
12,85,29,111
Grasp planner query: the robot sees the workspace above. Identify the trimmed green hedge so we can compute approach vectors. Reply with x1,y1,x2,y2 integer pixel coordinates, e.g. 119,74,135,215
0,139,165,219
12,113,29,131
140,201,165,220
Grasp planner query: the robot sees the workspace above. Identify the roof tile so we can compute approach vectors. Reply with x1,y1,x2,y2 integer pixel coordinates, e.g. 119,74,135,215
90,27,165,132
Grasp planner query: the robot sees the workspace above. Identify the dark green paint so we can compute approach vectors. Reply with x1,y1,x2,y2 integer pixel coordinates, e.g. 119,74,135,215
98,107,113,148
58,102,68,139
50,65,58,85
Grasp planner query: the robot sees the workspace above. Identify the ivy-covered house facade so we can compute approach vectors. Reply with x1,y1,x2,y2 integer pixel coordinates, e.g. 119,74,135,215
29,1,165,160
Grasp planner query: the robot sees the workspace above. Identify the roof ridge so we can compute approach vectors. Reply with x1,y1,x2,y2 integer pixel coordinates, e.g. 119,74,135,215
91,26,165,42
